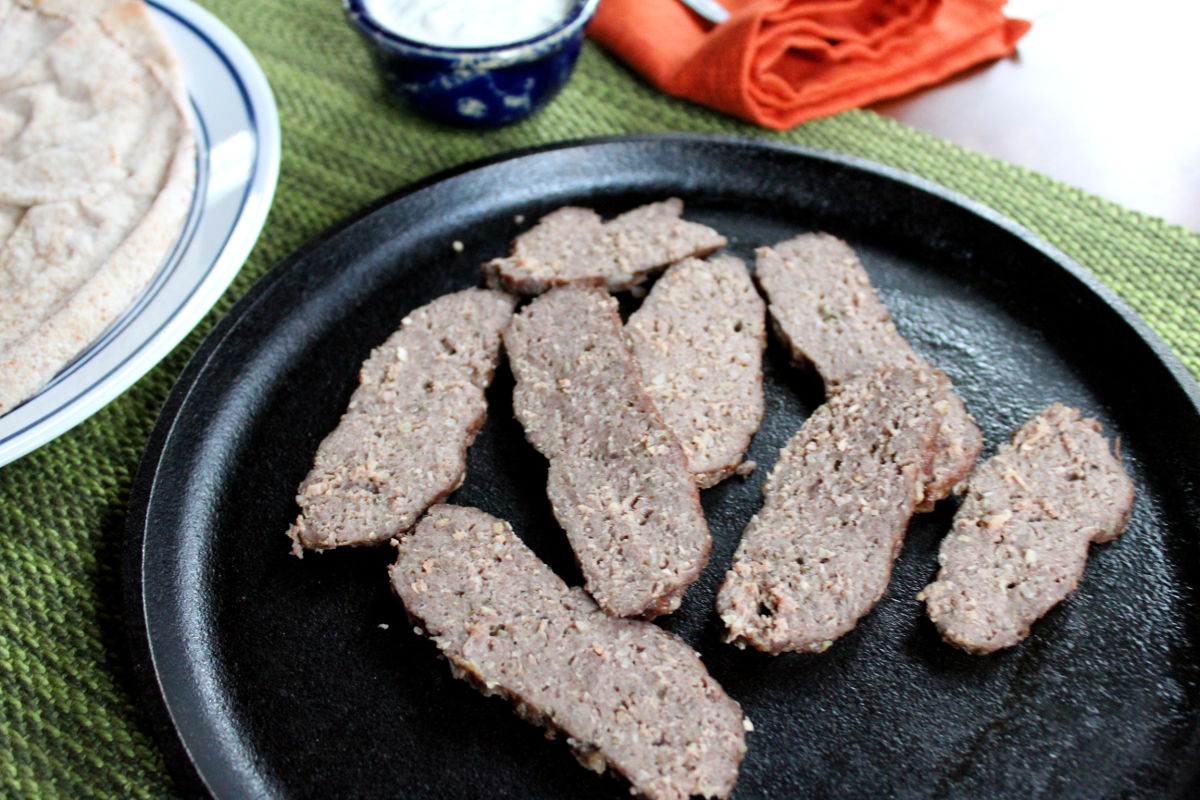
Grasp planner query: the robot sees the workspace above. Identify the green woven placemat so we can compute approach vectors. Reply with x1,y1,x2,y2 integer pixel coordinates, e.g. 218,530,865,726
2,0,1197,795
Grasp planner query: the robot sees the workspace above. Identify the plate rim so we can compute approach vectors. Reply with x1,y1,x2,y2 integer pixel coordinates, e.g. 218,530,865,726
0,0,281,467
124,132,1200,798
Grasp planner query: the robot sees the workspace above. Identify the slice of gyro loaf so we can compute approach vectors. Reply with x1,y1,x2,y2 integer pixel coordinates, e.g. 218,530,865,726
505,285,711,618
286,288,516,554
919,404,1135,654
717,368,951,654
755,233,982,510
482,198,727,296
627,255,766,489
390,505,748,800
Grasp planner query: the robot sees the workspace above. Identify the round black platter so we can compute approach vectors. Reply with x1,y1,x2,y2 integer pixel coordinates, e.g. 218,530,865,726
124,134,1200,799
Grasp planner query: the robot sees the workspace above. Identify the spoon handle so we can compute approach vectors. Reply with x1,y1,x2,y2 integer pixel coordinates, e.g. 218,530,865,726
677,0,730,25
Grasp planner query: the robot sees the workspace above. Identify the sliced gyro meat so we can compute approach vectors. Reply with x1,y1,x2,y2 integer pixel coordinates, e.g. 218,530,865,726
755,233,922,382
755,232,982,509
717,368,949,654
919,404,1135,654
627,255,766,488
483,198,727,295
505,285,710,618
390,505,748,800
286,288,516,553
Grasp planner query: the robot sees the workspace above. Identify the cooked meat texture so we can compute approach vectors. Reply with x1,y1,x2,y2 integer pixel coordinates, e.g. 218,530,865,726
627,255,766,488
717,368,948,654
919,404,1135,654
286,288,516,553
916,389,981,511
755,233,920,381
755,232,982,509
390,505,747,800
505,285,711,618
482,198,727,295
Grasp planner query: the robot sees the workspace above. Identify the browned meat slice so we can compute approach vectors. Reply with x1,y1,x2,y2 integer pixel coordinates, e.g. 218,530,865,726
919,404,1135,654
755,232,983,509
482,198,727,295
716,368,950,654
286,288,516,553
390,505,748,800
918,389,981,511
755,234,920,381
505,286,710,618
627,255,766,488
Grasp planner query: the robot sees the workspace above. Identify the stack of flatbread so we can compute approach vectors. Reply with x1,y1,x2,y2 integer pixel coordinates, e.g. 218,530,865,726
0,0,195,414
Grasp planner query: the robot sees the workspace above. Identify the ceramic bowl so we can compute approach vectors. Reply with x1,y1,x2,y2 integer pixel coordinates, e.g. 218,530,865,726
344,0,601,127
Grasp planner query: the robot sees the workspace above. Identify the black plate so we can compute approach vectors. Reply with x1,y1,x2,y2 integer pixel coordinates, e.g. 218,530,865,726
125,135,1200,799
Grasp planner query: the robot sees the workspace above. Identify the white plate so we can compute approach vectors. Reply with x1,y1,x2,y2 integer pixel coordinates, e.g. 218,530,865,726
0,0,281,467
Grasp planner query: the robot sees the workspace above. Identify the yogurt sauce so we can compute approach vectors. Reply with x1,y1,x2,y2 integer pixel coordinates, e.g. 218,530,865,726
364,0,575,49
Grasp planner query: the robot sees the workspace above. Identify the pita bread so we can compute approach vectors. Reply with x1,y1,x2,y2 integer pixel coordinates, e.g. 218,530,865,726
0,0,196,414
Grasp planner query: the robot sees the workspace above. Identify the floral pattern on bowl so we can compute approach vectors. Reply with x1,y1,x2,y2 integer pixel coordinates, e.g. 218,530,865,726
344,0,600,127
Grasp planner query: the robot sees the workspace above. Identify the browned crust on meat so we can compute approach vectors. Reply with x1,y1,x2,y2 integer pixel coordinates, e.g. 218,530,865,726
716,368,948,654
482,198,727,296
504,285,711,618
390,505,747,800
627,255,766,488
285,288,516,553
919,404,1136,654
754,233,983,508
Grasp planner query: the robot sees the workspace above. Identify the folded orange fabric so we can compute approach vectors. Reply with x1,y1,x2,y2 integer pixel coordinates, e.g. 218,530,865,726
587,0,1031,130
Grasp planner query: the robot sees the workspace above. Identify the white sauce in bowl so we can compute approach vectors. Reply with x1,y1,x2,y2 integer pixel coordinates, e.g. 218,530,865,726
363,0,575,49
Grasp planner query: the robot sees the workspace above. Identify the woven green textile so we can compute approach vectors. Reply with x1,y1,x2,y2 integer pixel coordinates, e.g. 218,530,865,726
1,0,1197,795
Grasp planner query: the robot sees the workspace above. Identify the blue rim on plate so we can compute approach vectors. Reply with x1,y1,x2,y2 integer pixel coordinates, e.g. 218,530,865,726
0,0,281,468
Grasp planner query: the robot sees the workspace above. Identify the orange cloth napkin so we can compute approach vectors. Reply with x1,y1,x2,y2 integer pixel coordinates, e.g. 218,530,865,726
587,0,1031,130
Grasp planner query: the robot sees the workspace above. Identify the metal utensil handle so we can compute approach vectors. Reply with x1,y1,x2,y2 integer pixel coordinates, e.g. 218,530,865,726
678,0,730,25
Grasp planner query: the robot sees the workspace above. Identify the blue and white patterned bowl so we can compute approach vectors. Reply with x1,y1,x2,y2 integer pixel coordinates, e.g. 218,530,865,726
344,0,600,127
